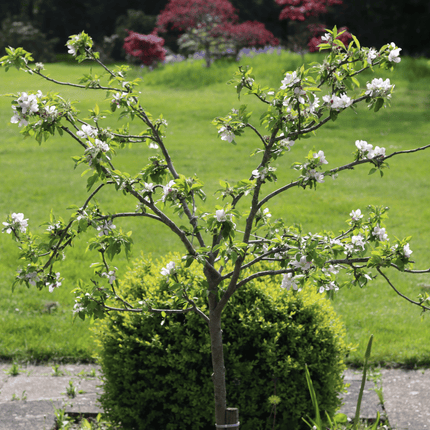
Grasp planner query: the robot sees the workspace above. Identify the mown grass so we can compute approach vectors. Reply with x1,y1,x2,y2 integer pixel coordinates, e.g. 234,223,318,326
0,50,430,366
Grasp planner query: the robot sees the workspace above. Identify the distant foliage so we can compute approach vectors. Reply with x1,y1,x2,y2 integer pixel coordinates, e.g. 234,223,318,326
0,18,58,63
156,0,278,66
275,0,345,55
123,31,167,66
276,0,342,21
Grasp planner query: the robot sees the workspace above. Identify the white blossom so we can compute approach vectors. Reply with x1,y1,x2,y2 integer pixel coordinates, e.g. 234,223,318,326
77,124,98,139
321,33,331,42
355,140,373,152
25,271,40,286
365,78,394,98
293,86,306,104
252,166,276,180
403,243,413,258
291,255,312,271
2,213,29,234
350,209,363,222
161,261,176,277
215,209,227,222
47,272,62,293
17,92,39,114
281,273,301,291
367,146,386,159
323,93,353,110
279,137,295,151
319,281,339,294
388,43,401,63
280,71,300,89
102,269,116,284
162,180,177,202
67,35,79,56
10,107,28,127
367,48,378,64
322,265,339,275
143,183,154,193
351,234,366,250
313,150,328,165
73,302,85,314
97,220,116,236
372,225,389,241
218,126,235,143
112,92,128,105
305,169,325,183
308,96,320,114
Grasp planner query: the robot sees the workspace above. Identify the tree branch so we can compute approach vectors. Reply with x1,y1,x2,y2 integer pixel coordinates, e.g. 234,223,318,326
377,267,430,312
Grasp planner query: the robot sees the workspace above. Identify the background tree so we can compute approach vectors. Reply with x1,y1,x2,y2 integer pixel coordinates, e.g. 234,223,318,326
123,31,167,66
276,0,344,55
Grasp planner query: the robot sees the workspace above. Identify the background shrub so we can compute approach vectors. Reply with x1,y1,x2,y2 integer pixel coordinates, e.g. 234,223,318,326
0,18,58,63
93,254,349,430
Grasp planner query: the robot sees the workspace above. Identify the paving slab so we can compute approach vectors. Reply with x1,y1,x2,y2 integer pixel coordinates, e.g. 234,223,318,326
339,369,384,422
0,400,61,430
381,368,430,430
0,363,102,429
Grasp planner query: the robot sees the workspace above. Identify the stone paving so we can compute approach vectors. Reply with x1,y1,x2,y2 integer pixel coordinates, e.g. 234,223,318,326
0,363,429,429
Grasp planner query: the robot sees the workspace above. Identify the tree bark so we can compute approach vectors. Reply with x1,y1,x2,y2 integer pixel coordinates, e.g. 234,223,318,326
209,307,227,427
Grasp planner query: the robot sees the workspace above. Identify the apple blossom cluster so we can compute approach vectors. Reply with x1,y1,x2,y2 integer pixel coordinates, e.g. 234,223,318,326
15,265,63,293
365,78,394,98
252,166,277,181
161,261,176,277
218,126,235,143
372,225,389,241
96,220,116,237
293,150,329,186
9,90,63,131
355,140,386,160
280,273,301,291
85,139,110,167
2,213,28,234
102,269,117,285
77,124,98,139
322,93,353,111
162,180,178,203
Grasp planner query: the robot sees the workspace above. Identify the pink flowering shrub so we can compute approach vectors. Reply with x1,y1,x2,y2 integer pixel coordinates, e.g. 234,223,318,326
123,30,166,66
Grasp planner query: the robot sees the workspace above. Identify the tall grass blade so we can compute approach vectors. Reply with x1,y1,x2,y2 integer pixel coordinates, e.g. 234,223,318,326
353,334,374,429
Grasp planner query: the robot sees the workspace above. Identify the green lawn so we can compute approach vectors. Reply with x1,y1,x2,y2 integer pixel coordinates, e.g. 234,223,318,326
0,50,429,366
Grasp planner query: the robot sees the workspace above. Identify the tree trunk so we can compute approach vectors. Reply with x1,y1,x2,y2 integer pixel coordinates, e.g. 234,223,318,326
209,308,227,427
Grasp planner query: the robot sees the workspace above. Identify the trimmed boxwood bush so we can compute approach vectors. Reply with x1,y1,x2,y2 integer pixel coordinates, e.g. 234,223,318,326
93,254,349,430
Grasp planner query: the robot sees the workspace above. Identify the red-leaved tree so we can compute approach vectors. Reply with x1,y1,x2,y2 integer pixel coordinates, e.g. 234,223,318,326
276,0,343,21
276,0,344,56
156,0,279,67
123,30,167,66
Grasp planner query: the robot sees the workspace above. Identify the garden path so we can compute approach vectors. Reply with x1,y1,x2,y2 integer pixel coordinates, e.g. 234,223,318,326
0,363,428,429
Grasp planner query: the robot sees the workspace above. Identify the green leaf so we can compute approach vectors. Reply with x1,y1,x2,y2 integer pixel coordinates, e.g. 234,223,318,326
374,98,384,112
352,34,361,49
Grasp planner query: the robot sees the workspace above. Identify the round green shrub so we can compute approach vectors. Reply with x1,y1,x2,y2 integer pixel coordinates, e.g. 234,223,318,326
93,254,349,430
